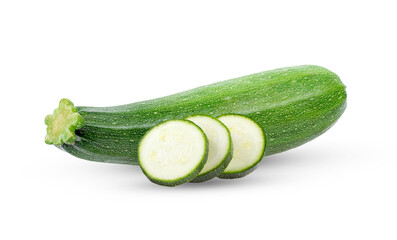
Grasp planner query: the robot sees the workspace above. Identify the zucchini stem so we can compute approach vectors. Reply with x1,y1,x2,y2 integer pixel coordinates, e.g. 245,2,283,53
44,99,85,146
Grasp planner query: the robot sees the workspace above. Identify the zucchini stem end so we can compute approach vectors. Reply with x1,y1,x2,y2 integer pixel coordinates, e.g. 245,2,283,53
44,99,84,146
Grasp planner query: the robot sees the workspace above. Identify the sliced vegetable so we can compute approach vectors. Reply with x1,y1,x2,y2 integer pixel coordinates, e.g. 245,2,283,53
138,120,208,186
186,115,232,183
45,65,347,165
218,114,265,178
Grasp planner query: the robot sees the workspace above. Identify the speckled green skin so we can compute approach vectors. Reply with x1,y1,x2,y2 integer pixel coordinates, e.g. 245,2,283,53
57,65,347,165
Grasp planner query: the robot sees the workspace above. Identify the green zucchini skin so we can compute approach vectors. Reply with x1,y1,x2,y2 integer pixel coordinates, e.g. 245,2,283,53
58,65,347,165
218,165,258,179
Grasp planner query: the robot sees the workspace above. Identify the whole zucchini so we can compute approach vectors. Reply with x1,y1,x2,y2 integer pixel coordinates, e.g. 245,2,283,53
45,65,347,165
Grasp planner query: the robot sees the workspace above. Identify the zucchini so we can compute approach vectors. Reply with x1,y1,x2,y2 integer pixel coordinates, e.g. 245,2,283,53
217,114,265,178
186,115,232,182
45,65,347,165
138,120,208,186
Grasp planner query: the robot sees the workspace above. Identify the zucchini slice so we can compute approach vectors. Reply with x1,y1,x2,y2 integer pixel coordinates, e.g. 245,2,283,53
186,115,232,183
138,120,208,186
218,114,265,179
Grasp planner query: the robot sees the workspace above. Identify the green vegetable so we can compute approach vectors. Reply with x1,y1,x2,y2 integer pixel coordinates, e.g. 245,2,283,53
217,114,265,178
186,115,233,182
138,120,208,186
45,65,347,165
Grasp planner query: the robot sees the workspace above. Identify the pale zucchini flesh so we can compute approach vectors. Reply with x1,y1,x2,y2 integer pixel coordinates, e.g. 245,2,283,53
138,120,208,186
218,114,265,178
186,115,232,183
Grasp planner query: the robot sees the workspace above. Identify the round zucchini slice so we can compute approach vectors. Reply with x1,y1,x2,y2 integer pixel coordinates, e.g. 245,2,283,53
186,115,232,183
217,114,265,178
138,120,208,186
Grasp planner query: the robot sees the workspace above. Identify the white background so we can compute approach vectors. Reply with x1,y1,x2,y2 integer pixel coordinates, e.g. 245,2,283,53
1,0,396,239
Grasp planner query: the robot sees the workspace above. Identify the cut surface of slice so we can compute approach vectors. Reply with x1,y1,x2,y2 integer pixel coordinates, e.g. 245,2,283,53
138,120,208,186
186,115,232,182
217,114,265,178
